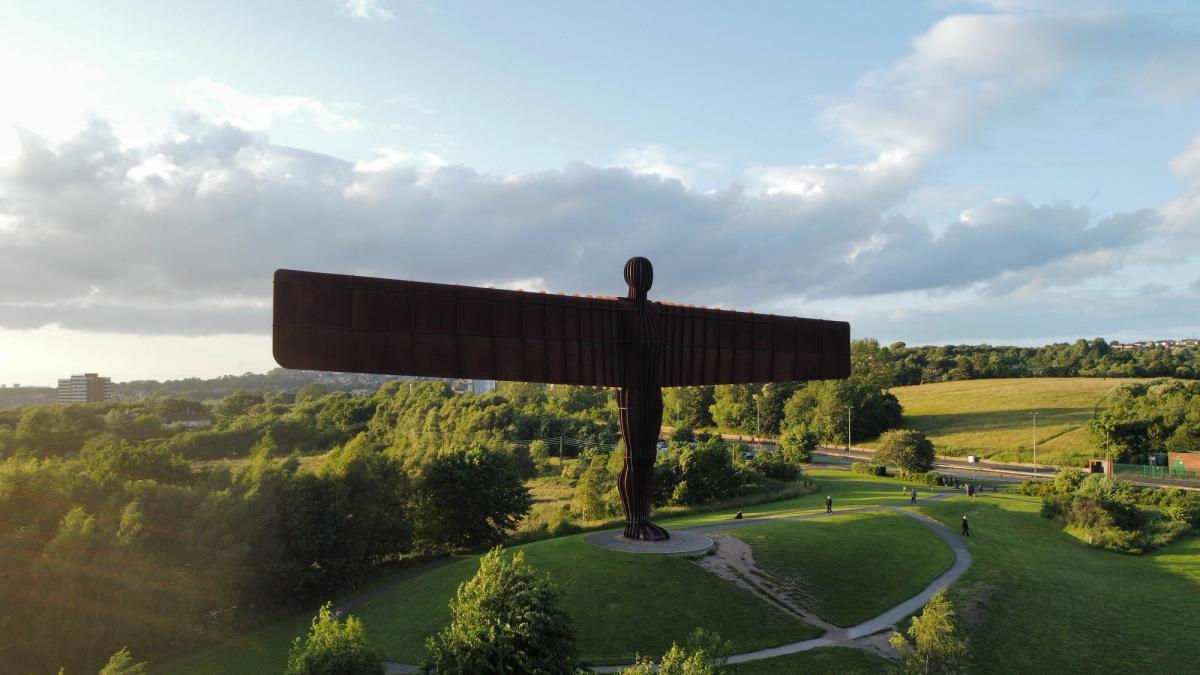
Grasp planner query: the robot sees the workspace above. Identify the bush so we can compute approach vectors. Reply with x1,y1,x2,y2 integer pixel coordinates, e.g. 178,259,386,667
888,589,966,675
670,426,696,443
778,426,817,464
903,470,944,487
423,548,578,674
875,428,935,474
621,628,731,675
750,451,800,482
285,602,383,675
851,461,887,477
99,647,148,675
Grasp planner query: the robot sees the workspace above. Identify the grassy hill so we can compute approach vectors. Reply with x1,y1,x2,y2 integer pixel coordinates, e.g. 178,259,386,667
154,469,1200,674
882,377,1145,466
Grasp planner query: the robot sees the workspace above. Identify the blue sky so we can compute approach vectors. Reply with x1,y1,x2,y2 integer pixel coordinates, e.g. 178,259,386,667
1,0,1199,383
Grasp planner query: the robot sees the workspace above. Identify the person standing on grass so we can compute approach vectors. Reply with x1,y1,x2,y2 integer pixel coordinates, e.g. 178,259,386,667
825,495,833,514
910,488,917,505
961,515,970,537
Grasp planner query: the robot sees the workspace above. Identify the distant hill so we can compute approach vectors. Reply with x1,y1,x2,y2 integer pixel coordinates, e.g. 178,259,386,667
0,387,56,410
113,368,405,401
871,377,1140,467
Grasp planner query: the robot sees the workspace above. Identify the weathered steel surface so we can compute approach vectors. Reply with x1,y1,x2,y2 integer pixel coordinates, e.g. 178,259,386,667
273,258,850,540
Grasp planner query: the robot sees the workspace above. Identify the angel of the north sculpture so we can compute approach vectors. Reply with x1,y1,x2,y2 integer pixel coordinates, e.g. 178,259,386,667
273,257,850,540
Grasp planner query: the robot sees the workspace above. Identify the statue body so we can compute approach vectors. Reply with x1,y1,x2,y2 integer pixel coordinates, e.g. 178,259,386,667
617,257,668,539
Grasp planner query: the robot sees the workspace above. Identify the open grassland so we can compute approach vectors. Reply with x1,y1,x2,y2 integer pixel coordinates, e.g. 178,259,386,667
917,493,1200,674
883,377,1146,466
724,511,955,626
156,469,1200,674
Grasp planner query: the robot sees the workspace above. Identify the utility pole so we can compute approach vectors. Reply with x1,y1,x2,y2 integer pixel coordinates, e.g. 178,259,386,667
1030,411,1039,477
847,405,852,455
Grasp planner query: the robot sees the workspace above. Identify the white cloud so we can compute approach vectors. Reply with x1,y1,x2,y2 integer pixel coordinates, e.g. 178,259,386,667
336,0,395,22
0,117,1169,337
822,12,1197,154
611,144,724,190
173,78,363,133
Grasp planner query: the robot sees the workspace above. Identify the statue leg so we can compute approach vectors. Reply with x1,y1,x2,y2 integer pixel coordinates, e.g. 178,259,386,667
617,386,669,540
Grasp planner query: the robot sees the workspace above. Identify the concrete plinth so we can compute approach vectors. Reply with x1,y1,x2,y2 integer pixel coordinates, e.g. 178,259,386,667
583,530,713,555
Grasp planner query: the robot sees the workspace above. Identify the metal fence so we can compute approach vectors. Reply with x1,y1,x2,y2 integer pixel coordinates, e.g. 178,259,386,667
1112,462,1200,482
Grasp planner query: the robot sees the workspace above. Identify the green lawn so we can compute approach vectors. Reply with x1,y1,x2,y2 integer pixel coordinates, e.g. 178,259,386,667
722,510,955,626
728,646,888,674
881,377,1145,466
916,493,1200,674
156,470,1200,675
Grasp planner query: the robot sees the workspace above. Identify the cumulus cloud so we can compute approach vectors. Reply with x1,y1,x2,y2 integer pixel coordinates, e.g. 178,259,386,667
336,0,394,22
0,117,1164,335
174,78,363,133
822,12,1199,154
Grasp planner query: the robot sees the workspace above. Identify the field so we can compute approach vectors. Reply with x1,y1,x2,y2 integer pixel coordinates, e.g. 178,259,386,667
155,468,1200,674
727,511,955,626
881,377,1143,466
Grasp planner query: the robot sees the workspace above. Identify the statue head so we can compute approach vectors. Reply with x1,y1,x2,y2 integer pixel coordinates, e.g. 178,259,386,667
624,256,653,300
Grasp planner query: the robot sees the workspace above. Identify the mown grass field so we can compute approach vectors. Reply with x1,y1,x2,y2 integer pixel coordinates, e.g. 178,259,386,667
155,469,1200,674
724,511,955,626
881,377,1145,466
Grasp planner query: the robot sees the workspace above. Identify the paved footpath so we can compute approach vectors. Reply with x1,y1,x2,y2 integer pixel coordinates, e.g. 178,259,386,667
384,493,971,674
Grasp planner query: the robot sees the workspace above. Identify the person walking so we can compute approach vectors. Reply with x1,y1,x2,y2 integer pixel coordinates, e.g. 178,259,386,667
825,495,833,514
961,515,970,537
910,488,918,505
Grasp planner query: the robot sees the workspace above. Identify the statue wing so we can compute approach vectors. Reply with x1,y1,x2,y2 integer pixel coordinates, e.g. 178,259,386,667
273,269,626,386
657,303,849,386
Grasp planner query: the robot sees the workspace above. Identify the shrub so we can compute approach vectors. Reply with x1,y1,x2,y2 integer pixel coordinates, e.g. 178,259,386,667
778,426,817,464
99,647,148,675
285,602,383,675
750,451,800,482
851,461,887,477
903,470,944,487
875,428,935,474
621,628,731,675
888,589,966,675
423,548,578,674
670,425,696,443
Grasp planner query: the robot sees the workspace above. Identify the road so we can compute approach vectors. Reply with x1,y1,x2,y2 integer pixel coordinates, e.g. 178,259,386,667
695,430,1200,491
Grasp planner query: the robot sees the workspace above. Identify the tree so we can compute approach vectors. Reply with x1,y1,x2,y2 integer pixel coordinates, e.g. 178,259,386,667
875,429,935,474
710,385,757,433
295,383,330,405
413,448,532,549
664,386,715,430
572,453,617,519
99,647,148,675
888,590,966,675
285,602,383,675
529,439,552,472
621,628,731,675
777,426,817,464
423,548,578,674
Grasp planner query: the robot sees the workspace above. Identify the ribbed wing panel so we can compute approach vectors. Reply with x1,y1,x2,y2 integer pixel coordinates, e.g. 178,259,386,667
273,269,626,386
657,304,849,386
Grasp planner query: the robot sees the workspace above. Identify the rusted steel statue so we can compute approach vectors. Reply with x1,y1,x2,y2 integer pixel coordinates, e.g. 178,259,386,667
273,257,849,540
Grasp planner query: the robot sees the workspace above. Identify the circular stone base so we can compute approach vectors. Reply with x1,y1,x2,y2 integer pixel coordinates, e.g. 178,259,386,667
583,530,714,555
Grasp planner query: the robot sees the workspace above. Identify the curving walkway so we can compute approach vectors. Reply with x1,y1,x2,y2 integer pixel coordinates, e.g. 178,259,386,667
383,494,971,674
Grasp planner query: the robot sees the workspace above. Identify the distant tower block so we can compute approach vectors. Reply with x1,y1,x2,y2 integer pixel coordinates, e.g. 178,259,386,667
56,373,113,403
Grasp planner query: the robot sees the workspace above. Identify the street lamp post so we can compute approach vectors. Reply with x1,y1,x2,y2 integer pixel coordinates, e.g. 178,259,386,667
1029,411,1039,477
846,405,852,455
